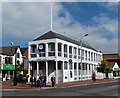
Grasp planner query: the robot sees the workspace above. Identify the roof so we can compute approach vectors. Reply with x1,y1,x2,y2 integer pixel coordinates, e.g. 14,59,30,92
33,31,99,51
21,47,28,55
0,46,20,56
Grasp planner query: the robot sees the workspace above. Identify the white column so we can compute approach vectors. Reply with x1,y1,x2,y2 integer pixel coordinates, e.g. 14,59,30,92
67,45,69,59
72,62,74,80
55,42,58,58
61,44,64,58
45,43,48,57
28,63,31,82
55,61,58,84
62,61,64,83
36,44,39,58
77,62,79,80
46,61,48,83
37,62,39,75
68,61,70,82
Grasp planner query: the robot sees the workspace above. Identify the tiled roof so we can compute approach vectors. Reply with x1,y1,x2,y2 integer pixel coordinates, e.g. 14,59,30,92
21,47,28,55
0,46,20,56
34,31,99,51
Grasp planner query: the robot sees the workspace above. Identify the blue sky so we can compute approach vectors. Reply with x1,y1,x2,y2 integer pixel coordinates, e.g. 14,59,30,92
2,2,118,53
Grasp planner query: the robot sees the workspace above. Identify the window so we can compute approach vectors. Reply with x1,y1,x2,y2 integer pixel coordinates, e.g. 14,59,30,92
5,57,12,64
78,63,81,70
17,53,20,58
91,52,93,61
58,43,62,56
64,44,67,57
85,51,87,60
31,45,36,53
78,48,80,59
88,52,90,61
64,62,68,70
82,49,84,60
38,44,45,57
69,63,72,70
89,64,91,70
69,46,72,58
48,43,55,56
74,63,77,76
74,47,77,59
17,60,20,65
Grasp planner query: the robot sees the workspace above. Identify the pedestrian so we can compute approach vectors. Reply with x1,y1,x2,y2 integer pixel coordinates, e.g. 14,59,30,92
36,74,40,87
34,76,36,87
51,75,55,87
39,74,43,88
43,74,46,87
92,72,96,82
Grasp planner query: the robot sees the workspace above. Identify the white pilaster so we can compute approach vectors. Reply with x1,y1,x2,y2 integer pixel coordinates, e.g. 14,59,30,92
28,63,31,83
61,44,64,58
62,61,64,83
46,61,48,82
55,42,58,58
45,43,48,57
37,62,39,75
55,61,58,84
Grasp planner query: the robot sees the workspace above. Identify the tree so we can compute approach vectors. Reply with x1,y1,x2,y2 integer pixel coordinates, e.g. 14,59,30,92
97,60,112,78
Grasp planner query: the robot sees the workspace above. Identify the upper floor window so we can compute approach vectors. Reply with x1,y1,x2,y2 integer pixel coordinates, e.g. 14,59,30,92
85,51,87,60
48,43,55,56
5,57,12,64
88,52,90,61
82,49,84,60
58,43,62,56
69,46,72,58
64,44,67,58
17,53,20,58
78,48,81,59
31,45,36,53
38,44,45,57
64,62,68,70
69,63,72,70
74,47,77,59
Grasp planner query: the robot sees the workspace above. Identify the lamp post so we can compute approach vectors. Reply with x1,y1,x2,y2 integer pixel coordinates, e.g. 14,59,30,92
80,34,88,81
10,42,17,86
31,60,34,87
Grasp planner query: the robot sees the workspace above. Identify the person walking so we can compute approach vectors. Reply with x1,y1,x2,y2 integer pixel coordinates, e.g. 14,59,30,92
51,75,55,87
92,72,96,82
39,74,43,88
34,76,36,87
36,74,40,87
43,74,46,87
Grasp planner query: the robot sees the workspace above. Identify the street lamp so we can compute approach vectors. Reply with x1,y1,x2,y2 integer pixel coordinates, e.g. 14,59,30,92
80,34,88,81
31,60,34,87
10,42,17,86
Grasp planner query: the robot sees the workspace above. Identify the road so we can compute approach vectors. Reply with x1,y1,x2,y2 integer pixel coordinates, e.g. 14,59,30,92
1,81,119,96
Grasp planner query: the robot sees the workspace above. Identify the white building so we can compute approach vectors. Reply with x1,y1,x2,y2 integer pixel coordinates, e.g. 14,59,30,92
28,31,103,84
0,46,23,81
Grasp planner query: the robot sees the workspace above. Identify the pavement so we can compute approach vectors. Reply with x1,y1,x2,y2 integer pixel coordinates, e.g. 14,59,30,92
1,78,119,91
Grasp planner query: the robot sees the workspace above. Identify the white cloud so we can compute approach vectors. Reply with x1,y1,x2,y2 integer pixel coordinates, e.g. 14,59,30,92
2,2,118,53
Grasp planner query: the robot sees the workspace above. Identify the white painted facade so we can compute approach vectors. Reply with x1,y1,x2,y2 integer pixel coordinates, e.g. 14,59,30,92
28,35,103,84
0,47,23,80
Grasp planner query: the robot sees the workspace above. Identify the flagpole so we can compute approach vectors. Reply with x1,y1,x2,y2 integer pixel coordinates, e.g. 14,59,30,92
51,1,53,31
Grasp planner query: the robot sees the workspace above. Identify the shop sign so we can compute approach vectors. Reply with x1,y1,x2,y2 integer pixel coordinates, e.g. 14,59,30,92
1,64,15,70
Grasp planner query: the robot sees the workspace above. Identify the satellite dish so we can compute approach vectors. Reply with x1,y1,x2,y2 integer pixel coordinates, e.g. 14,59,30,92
39,45,43,50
